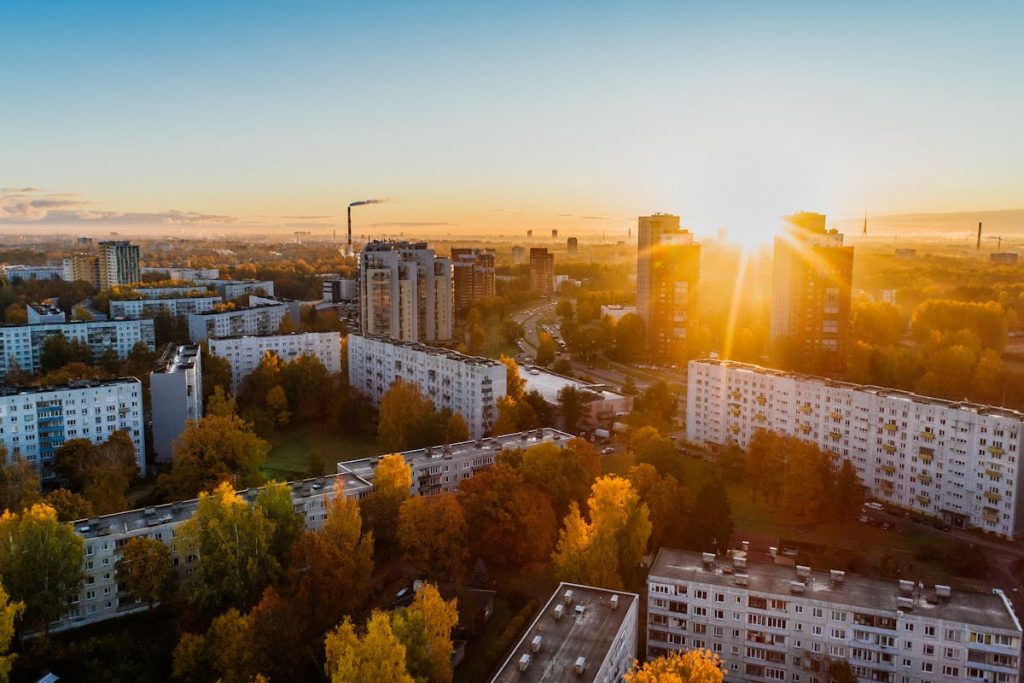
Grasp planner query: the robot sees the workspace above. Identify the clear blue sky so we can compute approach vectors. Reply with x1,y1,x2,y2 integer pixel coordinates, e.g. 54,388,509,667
1,1,1022,241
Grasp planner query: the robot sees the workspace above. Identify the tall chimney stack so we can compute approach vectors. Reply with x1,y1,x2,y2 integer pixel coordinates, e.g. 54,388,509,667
977,222,982,250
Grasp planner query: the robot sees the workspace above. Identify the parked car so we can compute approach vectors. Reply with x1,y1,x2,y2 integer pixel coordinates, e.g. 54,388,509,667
601,447,615,455
863,502,885,512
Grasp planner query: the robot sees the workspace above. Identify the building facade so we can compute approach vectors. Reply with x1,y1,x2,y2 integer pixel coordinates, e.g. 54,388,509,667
194,279,275,301
248,294,301,327
770,212,853,374
358,241,453,342
687,359,1024,538
0,379,146,480
209,331,341,393
98,241,141,290
518,364,634,432
110,296,221,320
567,236,578,254
451,248,496,310
28,302,66,324
150,345,202,463
600,304,638,323
0,319,156,377
647,547,1022,683
63,254,101,287
492,582,639,683
347,333,505,438
529,247,554,295
636,213,700,363
1,265,64,281
57,428,569,631
322,277,357,303
187,302,288,343
132,285,210,297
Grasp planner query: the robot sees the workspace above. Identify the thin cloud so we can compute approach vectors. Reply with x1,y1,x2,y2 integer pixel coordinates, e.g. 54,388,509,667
0,188,239,226
368,221,452,228
582,215,609,220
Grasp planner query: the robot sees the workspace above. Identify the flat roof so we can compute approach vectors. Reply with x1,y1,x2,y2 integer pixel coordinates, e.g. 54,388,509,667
518,364,627,404
351,334,502,368
207,330,338,342
650,548,1020,632
190,302,286,316
29,302,63,315
491,582,638,683
0,377,141,397
693,358,1024,421
153,344,200,374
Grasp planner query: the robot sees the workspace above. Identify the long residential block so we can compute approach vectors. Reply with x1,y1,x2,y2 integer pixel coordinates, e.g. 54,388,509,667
110,296,221,319
647,547,1022,683
347,333,505,438
59,428,569,631
0,319,156,377
209,331,341,393
0,378,146,480
194,278,275,300
687,359,1024,539
187,302,287,343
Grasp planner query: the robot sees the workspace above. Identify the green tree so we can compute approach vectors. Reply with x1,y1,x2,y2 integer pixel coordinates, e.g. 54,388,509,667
685,477,733,553
520,440,598,518
39,333,93,373
557,385,587,434
324,612,414,683
174,482,278,613
54,432,139,515
915,345,977,399
254,480,304,570
613,313,646,362
464,307,486,355
629,463,689,550
206,385,238,417
0,448,40,513
378,380,442,453
117,536,175,608
173,608,258,683
42,488,93,521
398,494,468,582
201,344,233,405
535,331,556,365
390,583,459,683
161,414,270,499
0,581,24,683
0,504,84,633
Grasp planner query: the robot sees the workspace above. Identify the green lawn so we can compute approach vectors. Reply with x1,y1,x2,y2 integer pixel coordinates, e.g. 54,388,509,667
261,426,380,480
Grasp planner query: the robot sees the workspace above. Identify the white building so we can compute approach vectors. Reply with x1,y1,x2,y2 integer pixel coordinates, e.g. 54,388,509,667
492,582,639,683
518,364,633,432
0,319,156,377
194,279,275,301
139,267,220,281
249,294,301,327
150,345,202,463
1,264,64,281
110,296,221,319
209,331,341,393
27,302,66,324
599,304,638,323
58,428,569,631
0,379,146,480
132,285,211,297
187,302,288,343
322,277,358,303
687,359,1024,538
347,333,505,438
647,547,1022,683
358,241,453,342
98,241,140,290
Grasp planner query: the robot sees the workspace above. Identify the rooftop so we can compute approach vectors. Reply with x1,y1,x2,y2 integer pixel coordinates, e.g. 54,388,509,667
0,377,141,398
693,358,1024,421
207,330,338,342
518,364,627,404
29,302,64,316
650,548,1021,633
153,344,200,374
491,582,638,683
190,302,286,317
350,334,502,368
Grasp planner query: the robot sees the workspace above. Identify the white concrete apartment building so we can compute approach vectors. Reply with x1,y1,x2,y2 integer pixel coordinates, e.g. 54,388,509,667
141,266,220,281
0,379,146,481
209,331,341,393
687,359,1024,539
518,363,634,432
187,302,287,343
58,428,569,631
249,294,301,327
358,240,453,342
110,296,221,319
150,345,202,463
132,285,210,297
27,302,66,324
98,241,141,290
0,319,156,377
647,547,1022,683
195,279,275,300
347,333,505,438
1,264,64,280
492,582,639,683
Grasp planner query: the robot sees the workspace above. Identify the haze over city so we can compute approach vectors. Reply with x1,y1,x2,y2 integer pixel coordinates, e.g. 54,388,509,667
3,1,1023,243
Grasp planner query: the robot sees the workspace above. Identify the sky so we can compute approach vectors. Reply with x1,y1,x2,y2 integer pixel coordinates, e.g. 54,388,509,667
1,1,1022,244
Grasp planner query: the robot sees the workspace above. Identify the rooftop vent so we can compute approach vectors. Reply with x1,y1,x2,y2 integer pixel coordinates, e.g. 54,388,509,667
573,604,586,619
553,604,565,621
701,552,715,568
796,565,810,578
896,596,914,611
935,584,952,600
518,654,531,672
734,573,749,586
769,546,777,556
573,656,586,676
741,540,750,552
564,589,574,605
610,595,619,611
732,554,747,569
789,581,806,594
899,580,915,595
531,635,543,653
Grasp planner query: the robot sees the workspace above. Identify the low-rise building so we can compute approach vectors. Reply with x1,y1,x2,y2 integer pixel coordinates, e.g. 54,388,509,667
209,331,341,393
195,278,275,300
249,294,301,327
187,302,288,343
492,582,639,683
647,547,1022,683
58,428,569,631
28,302,66,324
519,364,633,432
687,359,1024,538
1,264,64,281
599,304,637,323
132,285,211,297
140,267,220,281
0,319,155,377
322,277,357,303
150,345,202,463
0,379,145,480
991,252,1020,265
110,296,221,320
347,333,505,438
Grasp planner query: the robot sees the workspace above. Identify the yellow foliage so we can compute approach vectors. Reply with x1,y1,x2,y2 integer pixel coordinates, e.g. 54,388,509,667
625,649,725,683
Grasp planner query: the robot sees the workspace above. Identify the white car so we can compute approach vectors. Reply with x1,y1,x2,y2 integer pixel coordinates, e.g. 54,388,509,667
863,502,884,512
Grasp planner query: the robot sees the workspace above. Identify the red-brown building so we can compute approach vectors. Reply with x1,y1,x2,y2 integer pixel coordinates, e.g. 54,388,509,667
451,248,495,310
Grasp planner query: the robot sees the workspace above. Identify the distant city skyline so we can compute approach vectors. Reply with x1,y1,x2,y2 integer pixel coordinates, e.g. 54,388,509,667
2,1,1022,244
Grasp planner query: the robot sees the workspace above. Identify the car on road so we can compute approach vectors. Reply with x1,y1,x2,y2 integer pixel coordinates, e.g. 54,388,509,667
601,447,615,455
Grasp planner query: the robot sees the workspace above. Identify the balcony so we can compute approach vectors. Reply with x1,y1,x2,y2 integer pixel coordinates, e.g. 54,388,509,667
799,424,812,435
985,491,1003,503
754,413,767,423
918,449,934,464
879,480,894,491
882,444,898,454
881,465,896,475
917,473,932,485
986,468,1003,481
988,445,1005,457
920,431,935,442
799,404,813,415
983,508,999,524
829,430,842,440
755,395,767,406
729,406,741,417
729,390,741,401
916,494,931,506
729,425,740,434
883,423,898,433
830,411,842,421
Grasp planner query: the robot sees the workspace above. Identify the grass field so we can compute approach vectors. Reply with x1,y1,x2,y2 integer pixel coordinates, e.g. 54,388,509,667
261,426,379,480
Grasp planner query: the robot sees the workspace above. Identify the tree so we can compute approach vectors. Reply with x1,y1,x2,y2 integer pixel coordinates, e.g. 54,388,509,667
851,301,904,347
826,658,859,683
0,504,84,633
686,477,733,553
458,462,558,567
0,581,24,683
501,354,525,400
625,649,724,683
39,333,93,373
173,608,257,683
378,380,443,453
629,463,689,550
557,385,587,434
54,432,139,515
915,345,977,399
280,353,333,422
390,583,459,683
174,482,278,613
255,480,304,570
972,349,1007,404
71,304,94,322
398,494,468,582
324,612,414,683
536,332,556,365
264,385,291,427
161,413,270,499
465,308,486,355
361,454,412,551
0,448,39,513
43,488,93,521
205,384,238,417
613,313,646,362
520,440,598,518
745,430,784,505
201,344,233,405
117,536,175,608
441,411,469,444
